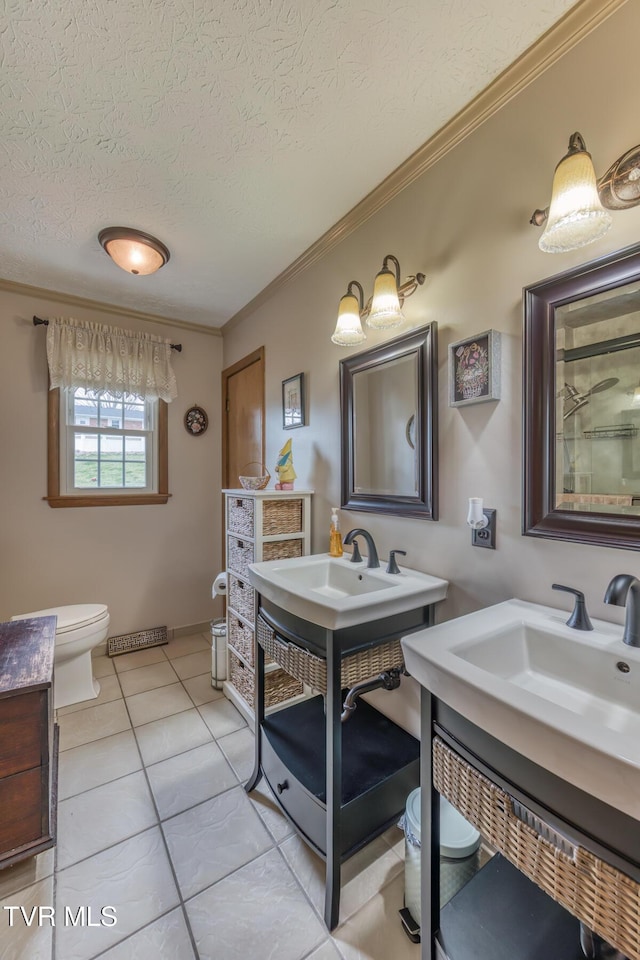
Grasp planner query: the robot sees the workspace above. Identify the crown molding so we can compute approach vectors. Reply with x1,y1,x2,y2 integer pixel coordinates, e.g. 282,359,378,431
223,0,628,333
0,277,222,337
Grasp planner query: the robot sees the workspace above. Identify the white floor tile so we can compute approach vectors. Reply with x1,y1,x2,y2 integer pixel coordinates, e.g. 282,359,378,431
217,727,255,782
381,824,405,860
186,848,325,960
57,771,157,869
55,828,179,960
134,708,212,767
198,698,246,739
57,674,122,717
147,741,238,820
118,660,179,698
248,778,295,843
332,873,420,960
92,655,116,678
164,634,210,660
113,647,168,673
163,787,272,900
58,700,131,752
126,683,193,727
280,834,403,924
0,849,54,902
95,908,195,960
307,941,344,960
182,673,224,706
171,650,212,681
0,875,54,960
58,730,142,800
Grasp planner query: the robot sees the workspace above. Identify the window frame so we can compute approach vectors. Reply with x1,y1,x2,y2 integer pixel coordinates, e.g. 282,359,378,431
46,387,170,508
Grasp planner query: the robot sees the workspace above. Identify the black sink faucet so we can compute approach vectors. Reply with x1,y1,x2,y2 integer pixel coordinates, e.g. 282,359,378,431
604,574,640,646
343,528,380,568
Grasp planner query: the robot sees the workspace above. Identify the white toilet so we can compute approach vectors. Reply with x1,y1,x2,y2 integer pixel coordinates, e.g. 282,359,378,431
11,604,110,709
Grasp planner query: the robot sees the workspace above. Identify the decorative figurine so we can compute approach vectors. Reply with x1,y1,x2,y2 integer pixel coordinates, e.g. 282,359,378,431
275,438,297,490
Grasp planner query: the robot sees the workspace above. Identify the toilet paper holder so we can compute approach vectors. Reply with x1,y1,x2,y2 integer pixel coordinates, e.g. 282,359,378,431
212,572,228,597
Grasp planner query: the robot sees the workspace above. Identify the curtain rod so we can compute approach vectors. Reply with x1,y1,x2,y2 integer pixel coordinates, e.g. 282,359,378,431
32,316,183,352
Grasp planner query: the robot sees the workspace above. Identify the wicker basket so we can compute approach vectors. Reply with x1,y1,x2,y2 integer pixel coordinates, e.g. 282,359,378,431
256,616,404,693
228,574,256,626
228,497,255,537
262,538,303,562
228,614,254,666
229,651,303,710
239,462,271,491
433,736,640,960
227,536,255,578
262,499,303,536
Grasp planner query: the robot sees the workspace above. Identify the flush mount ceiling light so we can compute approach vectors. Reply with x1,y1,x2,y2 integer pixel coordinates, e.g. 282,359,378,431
531,133,640,254
98,227,170,276
331,255,425,346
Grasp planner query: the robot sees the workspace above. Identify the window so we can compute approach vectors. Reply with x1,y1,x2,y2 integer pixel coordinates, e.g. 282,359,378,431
46,388,169,507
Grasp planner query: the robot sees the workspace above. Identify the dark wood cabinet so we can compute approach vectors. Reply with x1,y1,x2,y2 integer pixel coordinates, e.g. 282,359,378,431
0,616,58,868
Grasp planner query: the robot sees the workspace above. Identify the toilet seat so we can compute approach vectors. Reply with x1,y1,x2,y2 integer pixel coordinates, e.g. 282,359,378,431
11,604,109,638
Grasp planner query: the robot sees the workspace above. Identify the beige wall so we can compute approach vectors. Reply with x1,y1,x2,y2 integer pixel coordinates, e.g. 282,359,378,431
0,287,224,637
222,1,640,734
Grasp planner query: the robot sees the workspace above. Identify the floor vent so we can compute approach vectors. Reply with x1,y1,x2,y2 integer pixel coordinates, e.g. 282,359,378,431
108,625,168,657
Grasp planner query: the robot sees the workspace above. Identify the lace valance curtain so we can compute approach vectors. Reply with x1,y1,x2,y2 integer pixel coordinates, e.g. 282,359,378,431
46,317,178,403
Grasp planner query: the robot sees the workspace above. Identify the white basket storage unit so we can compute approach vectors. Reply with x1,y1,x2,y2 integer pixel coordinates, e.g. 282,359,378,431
222,489,313,726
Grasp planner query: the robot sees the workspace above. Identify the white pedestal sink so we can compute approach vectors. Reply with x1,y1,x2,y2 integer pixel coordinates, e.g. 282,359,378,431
248,553,448,630
402,599,640,820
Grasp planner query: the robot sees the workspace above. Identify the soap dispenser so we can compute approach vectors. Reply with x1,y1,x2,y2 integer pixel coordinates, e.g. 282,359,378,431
329,507,343,557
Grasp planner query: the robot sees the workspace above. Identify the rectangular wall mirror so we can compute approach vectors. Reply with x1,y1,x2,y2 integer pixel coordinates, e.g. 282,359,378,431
340,323,438,519
524,242,640,549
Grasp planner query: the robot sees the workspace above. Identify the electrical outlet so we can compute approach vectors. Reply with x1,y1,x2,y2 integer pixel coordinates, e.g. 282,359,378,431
472,508,496,549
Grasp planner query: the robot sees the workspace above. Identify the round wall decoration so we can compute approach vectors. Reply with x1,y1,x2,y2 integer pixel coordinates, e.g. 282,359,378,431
184,405,208,436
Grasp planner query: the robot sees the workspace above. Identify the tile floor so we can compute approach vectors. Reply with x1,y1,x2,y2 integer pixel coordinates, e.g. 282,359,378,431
0,632,421,960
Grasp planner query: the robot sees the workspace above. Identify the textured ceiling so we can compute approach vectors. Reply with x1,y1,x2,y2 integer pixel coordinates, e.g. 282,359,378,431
1,0,578,328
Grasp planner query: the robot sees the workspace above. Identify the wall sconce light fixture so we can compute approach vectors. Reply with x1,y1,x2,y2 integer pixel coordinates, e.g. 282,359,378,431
467,497,496,549
368,255,406,329
531,133,640,254
98,227,170,275
331,281,366,346
331,255,425,346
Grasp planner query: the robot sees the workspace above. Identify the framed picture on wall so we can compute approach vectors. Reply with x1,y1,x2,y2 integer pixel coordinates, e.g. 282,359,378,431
282,372,306,428
448,330,501,407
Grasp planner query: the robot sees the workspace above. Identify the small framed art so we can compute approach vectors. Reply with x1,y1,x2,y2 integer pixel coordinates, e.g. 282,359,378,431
282,372,306,429
449,330,501,407
184,405,209,435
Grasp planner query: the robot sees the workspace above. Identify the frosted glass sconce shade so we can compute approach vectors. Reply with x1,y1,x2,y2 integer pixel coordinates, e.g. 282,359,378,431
98,227,170,275
467,498,488,529
367,255,405,329
331,281,366,346
532,135,640,251
539,138,612,253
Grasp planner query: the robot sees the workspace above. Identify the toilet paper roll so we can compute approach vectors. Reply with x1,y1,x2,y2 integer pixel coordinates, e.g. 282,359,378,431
212,572,228,598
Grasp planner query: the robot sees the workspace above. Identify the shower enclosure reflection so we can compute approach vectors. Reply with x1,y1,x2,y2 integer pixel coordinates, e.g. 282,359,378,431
555,295,640,513
524,242,640,549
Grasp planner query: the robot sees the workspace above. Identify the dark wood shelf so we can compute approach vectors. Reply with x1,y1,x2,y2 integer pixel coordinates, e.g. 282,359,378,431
439,854,584,960
263,694,419,804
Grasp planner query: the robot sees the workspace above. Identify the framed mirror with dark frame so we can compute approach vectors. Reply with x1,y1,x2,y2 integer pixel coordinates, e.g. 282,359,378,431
339,323,438,520
524,242,640,550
